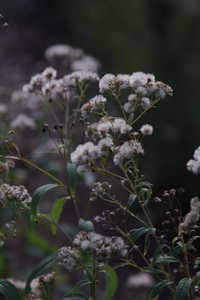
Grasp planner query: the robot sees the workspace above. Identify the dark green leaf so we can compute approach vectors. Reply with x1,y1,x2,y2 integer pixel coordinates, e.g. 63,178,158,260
25,253,58,294
149,280,173,300
175,278,192,300
0,280,21,300
67,163,80,194
103,265,118,300
79,218,94,232
50,198,66,234
32,184,59,216
127,194,137,208
131,227,155,243
155,255,179,264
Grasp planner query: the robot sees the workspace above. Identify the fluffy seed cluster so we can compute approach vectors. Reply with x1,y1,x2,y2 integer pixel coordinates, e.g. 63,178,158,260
73,231,128,259
30,272,55,300
113,140,144,165
0,184,32,206
88,117,132,138
80,95,107,118
23,67,99,103
99,73,130,93
45,44,100,73
187,146,200,174
180,197,200,231
11,114,36,129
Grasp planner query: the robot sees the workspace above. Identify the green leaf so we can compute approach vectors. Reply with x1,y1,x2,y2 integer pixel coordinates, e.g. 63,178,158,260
26,230,56,253
175,278,192,300
149,280,173,300
103,265,118,300
131,227,155,243
0,280,21,300
25,253,58,294
127,194,137,208
67,163,80,194
78,218,94,232
155,255,179,264
50,198,66,234
32,184,59,216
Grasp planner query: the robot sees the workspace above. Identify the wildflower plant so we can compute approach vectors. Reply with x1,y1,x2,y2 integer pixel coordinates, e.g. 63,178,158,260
1,44,200,300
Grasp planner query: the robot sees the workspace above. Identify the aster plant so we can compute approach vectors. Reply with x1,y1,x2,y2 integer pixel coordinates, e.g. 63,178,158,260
1,54,200,300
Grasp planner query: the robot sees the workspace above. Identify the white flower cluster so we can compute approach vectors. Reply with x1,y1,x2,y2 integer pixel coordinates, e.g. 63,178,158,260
88,117,132,138
23,67,99,102
187,146,200,174
63,71,99,88
30,272,55,300
73,231,128,259
126,272,154,288
90,181,112,201
8,273,55,299
10,114,36,130
71,142,102,170
80,95,107,118
113,140,144,165
99,73,130,93
45,44,100,73
0,184,32,205
58,246,80,271
180,197,200,231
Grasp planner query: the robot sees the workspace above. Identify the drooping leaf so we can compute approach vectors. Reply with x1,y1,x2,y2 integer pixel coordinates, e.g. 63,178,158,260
50,197,66,234
175,278,192,300
26,230,56,253
79,218,94,232
32,184,59,216
103,265,118,300
0,280,21,300
25,253,58,293
149,280,174,300
131,227,155,243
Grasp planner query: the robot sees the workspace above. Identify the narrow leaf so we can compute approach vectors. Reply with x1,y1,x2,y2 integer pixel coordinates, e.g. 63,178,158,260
25,253,58,293
103,265,118,300
0,280,21,300
175,278,192,300
67,163,80,194
149,280,173,300
131,227,155,243
50,198,66,234
32,184,59,216
155,255,179,264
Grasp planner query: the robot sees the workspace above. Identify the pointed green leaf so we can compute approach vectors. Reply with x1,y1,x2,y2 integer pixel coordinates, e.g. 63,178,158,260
50,198,66,234
67,163,80,194
0,280,21,300
149,280,173,300
32,184,59,216
175,278,192,300
25,253,58,294
131,227,155,243
103,265,118,300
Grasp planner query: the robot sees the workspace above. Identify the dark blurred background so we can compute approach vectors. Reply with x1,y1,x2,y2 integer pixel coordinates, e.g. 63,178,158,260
1,0,200,194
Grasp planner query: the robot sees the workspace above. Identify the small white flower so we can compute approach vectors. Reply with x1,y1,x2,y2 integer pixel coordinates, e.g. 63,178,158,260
140,124,154,136
10,114,36,129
